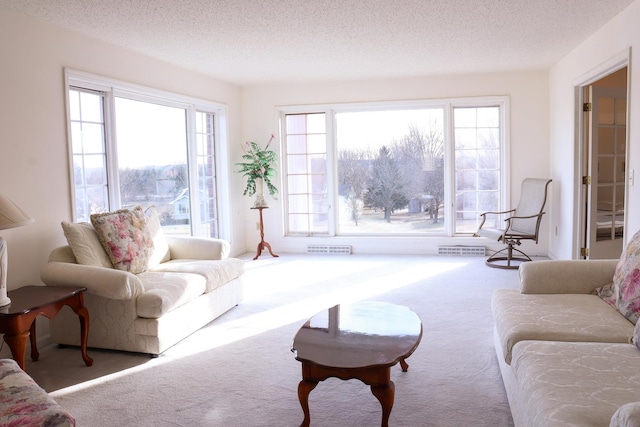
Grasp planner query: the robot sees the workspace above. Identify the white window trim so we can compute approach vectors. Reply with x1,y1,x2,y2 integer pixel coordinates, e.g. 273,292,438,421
64,68,231,240
278,96,510,237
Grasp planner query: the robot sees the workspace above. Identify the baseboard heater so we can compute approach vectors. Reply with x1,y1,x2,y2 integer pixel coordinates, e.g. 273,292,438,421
307,244,352,255
438,245,486,256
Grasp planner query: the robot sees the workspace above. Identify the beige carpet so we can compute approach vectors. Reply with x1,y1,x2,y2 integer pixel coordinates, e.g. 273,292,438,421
22,254,519,426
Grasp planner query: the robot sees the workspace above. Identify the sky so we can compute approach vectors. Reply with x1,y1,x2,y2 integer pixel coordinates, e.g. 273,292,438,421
115,97,188,169
336,108,443,150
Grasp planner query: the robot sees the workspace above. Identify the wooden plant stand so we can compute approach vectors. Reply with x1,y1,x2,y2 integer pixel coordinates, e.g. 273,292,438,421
251,206,279,260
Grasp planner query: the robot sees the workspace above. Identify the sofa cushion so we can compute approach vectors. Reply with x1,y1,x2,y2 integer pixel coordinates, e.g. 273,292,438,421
61,221,112,268
510,340,640,427
150,258,244,292
136,271,206,318
613,228,640,324
492,289,634,364
91,206,153,274
144,206,170,268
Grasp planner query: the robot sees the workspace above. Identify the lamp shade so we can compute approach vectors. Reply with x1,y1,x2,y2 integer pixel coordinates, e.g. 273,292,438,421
0,194,34,230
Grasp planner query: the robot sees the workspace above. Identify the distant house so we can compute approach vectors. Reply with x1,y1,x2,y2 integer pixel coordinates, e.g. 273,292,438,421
170,188,190,222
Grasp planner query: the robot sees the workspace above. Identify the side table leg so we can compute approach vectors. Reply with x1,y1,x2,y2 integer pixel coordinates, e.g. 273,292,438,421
29,321,39,362
68,294,93,367
298,379,319,427
4,332,29,370
371,381,395,427
75,305,93,366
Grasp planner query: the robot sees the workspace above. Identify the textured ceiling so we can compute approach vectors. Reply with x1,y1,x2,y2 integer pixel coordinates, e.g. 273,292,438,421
0,0,635,85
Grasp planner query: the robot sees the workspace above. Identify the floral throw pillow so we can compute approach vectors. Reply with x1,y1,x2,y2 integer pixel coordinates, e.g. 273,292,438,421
90,206,153,274
592,282,616,307
612,228,640,324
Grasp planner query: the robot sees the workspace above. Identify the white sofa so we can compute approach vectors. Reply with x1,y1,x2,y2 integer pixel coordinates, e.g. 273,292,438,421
492,258,640,427
40,208,244,356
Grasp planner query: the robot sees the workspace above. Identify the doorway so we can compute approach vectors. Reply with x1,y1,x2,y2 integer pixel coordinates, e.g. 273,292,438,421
580,67,628,259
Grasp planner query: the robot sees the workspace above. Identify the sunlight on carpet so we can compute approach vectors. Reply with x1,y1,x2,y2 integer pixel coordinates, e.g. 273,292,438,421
52,257,470,399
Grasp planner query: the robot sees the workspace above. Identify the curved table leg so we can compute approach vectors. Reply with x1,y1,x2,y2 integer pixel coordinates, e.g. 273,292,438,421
4,331,29,370
371,381,395,427
67,294,94,367
298,379,319,427
400,358,409,372
29,321,39,362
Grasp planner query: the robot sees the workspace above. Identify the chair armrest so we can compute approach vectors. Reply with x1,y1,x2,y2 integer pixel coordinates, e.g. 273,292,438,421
40,262,144,300
480,209,515,217
475,209,516,236
519,259,618,294
505,212,545,222
165,236,230,260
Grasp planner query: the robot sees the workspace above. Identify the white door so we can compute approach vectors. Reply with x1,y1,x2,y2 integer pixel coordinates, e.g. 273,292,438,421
586,86,627,259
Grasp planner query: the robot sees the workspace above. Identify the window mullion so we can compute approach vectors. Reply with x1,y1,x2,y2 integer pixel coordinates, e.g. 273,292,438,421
104,90,120,211
326,110,337,237
444,103,456,236
186,105,199,236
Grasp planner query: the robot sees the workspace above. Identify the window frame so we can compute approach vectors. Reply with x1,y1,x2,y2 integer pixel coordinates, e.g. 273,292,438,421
64,68,231,240
278,96,510,237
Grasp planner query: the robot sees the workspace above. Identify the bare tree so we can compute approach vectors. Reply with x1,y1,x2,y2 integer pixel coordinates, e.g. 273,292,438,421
393,123,444,223
118,164,188,209
338,147,371,225
119,168,158,206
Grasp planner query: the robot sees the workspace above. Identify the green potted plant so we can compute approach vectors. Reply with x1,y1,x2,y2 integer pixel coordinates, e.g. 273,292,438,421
236,134,279,207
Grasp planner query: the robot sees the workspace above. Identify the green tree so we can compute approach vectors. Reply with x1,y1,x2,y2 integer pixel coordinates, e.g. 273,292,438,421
364,146,408,222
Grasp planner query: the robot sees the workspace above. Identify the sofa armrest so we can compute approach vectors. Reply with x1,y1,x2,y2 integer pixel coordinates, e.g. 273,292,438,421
165,235,230,260
519,259,618,294
610,402,640,427
40,262,144,300
0,359,74,427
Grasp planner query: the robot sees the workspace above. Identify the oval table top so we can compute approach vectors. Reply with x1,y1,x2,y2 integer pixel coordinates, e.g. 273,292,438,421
292,301,423,369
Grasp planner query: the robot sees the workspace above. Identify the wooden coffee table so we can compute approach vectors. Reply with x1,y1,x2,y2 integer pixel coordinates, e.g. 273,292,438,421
0,286,93,370
291,301,422,427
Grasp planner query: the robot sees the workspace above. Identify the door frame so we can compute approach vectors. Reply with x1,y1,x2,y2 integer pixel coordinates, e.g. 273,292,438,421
573,48,630,259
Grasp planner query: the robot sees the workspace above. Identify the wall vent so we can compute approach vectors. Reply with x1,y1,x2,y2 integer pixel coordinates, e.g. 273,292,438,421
307,244,352,255
438,245,486,256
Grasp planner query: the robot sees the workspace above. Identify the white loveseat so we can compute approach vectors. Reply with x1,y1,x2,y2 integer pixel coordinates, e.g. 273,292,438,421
492,257,640,427
40,207,244,356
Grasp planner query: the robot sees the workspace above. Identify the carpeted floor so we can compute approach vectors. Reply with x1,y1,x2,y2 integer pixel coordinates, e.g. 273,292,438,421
16,254,520,426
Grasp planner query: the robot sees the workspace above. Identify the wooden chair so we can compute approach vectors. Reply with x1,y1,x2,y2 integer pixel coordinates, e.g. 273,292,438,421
475,178,552,269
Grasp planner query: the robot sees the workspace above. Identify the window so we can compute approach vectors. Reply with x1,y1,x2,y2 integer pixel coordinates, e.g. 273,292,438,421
453,106,502,233
66,70,226,238
280,98,507,237
284,113,329,235
68,88,109,221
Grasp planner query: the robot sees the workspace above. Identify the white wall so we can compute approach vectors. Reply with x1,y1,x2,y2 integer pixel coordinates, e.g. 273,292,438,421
548,0,640,259
0,8,244,290
241,71,550,255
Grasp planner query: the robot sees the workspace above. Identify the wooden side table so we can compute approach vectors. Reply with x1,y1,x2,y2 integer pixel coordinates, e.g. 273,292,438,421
251,206,279,260
0,286,93,370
